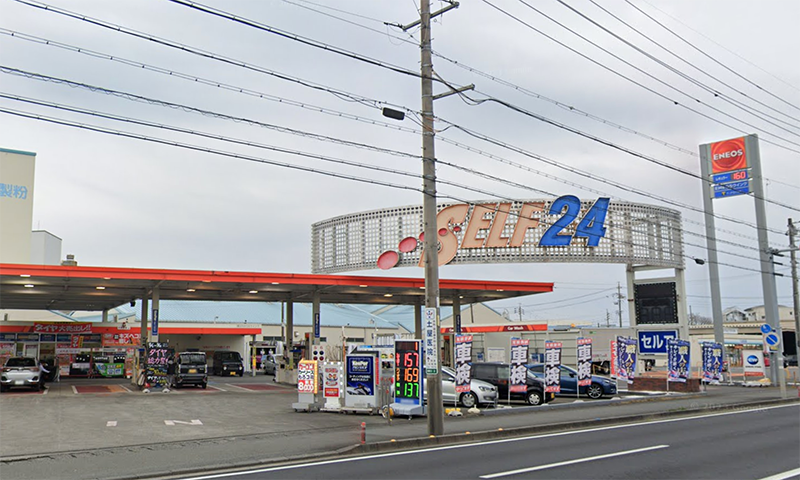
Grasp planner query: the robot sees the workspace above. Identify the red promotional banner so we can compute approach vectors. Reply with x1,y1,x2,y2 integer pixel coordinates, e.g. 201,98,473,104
34,323,92,334
710,137,747,174
102,332,141,346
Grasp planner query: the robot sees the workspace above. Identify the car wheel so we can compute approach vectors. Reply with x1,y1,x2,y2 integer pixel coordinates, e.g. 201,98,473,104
587,383,603,399
0,385,6,393
202,382,208,389
460,392,478,408
526,390,543,406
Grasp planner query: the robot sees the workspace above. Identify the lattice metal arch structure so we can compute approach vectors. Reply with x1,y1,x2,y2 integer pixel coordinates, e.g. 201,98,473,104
311,199,684,274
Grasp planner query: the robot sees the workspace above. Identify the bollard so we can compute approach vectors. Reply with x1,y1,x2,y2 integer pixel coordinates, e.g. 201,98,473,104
360,422,366,445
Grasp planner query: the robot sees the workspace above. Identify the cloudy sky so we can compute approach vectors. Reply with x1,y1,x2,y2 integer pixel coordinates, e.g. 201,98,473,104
1,0,798,325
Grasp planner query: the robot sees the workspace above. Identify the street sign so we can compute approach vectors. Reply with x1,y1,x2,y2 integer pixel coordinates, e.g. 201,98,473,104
760,324,772,334
638,330,678,354
765,332,781,348
713,180,750,198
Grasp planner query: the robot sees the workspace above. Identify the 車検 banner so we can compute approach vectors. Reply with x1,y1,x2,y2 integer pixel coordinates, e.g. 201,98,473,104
544,341,562,393
510,338,529,393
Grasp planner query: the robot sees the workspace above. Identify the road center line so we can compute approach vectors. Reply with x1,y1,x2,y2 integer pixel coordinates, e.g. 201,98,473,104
479,445,669,478
759,467,800,480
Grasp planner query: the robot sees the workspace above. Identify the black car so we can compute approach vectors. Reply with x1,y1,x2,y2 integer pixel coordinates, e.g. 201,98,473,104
471,362,553,406
212,351,244,376
174,351,208,388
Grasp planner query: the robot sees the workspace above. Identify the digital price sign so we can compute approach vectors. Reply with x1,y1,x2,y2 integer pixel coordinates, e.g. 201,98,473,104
394,340,422,405
634,282,679,325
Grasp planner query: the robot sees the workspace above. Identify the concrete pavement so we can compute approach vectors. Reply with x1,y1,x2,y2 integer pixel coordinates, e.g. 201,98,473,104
0,373,797,480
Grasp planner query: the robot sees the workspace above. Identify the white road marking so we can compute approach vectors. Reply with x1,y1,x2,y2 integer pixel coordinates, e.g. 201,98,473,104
759,467,800,480
479,445,669,478
118,385,132,393
176,403,799,480
106,421,117,427
223,384,253,392
164,419,203,426
71,386,78,394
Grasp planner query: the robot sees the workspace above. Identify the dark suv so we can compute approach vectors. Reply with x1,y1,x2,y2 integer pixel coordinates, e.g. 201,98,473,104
471,362,553,406
174,352,208,388
212,351,244,376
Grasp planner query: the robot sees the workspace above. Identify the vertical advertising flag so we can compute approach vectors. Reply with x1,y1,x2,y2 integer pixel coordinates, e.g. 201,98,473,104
577,338,593,387
509,339,530,393
454,335,473,393
667,339,690,383
610,339,618,378
703,342,724,384
616,336,637,384
544,341,562,393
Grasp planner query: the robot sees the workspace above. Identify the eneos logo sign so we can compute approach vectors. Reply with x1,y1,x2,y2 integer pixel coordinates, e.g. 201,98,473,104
710,137,747,174
746,355,759,365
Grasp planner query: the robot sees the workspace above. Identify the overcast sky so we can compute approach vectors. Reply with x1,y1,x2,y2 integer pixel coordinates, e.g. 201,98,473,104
1,0,798,325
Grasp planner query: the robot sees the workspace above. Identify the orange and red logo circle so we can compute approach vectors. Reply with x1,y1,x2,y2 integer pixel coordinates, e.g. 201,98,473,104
710,137,747,173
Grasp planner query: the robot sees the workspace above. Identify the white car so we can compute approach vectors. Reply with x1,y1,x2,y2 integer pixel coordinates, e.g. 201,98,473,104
424,366,497,408
1,357,42,392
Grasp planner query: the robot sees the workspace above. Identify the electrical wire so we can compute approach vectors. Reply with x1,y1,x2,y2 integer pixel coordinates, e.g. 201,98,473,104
480,0,800,155
0,98,769,271
632,0,800,110
555,0,800,131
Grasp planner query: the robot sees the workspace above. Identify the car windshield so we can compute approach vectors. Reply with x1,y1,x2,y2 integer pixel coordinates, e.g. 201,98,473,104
180,354,206,364
219,352,240,361
5,357,36,367
528,364,544,374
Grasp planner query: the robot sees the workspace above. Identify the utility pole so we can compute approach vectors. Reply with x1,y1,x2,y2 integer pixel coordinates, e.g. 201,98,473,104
515,303,524,322
400,1,466,437
605,310,611,328
613,282,625,327
788,218,800,354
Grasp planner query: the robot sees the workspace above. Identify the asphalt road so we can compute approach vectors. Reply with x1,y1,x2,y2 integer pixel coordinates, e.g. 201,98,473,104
0,376,796,480
174,404,800,480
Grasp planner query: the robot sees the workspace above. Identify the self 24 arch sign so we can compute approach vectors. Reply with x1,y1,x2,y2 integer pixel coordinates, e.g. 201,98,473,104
312,197,684,273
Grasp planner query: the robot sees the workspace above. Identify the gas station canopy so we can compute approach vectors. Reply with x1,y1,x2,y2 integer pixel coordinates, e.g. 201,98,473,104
0,264,553,311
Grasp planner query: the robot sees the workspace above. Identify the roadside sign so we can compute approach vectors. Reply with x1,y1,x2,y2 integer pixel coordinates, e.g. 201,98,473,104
765,332,781,349
760,324,772,334
423,308,439,375
638,330,678,354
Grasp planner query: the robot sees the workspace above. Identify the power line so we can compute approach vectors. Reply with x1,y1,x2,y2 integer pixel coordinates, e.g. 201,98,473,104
10,0,414,112
631,0,800,110
513,0,800,141
563,0,800,128
480,0,800,155
0,103,771,274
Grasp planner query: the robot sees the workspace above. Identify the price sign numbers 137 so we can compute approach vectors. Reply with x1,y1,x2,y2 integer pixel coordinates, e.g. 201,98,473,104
540,196,610,247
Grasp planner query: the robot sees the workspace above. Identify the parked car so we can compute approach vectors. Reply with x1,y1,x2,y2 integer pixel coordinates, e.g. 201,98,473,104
212,350,244,376
528,364,616,399
470,362,553,406
423,366,498,408
784,354,798,367
174,351,208,388
261,353,278,375
1,357,42,392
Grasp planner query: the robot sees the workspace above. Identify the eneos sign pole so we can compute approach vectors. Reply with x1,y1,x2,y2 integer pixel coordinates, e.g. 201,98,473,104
699,135,786,394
